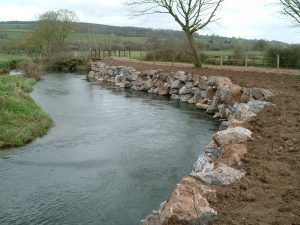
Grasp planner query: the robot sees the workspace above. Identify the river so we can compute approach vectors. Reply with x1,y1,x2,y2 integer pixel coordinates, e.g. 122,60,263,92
0,73,220,225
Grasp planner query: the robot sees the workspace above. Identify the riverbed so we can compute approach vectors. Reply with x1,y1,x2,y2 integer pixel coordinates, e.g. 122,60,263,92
0,73,219,225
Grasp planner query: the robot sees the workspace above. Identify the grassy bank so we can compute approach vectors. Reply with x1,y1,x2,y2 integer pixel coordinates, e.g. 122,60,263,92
0,53,26,74
0,75,52,149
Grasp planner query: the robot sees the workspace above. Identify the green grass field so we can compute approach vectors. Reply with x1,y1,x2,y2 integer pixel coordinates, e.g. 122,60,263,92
0,75,52,148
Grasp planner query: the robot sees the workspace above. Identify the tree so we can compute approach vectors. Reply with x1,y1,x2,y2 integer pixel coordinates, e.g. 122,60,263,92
253,39,270,52
279,0,300,26
126,0,224,67
27,9,77,55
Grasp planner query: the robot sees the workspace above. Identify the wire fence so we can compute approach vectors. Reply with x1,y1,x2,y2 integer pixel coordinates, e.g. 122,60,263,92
90,48,300,71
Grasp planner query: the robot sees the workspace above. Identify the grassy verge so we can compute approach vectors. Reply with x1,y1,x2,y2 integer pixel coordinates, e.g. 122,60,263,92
0,75,52,149
0,53,26,74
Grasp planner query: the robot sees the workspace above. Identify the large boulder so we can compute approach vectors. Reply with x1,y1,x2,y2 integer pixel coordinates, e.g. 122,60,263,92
141,176,217,225
213,127,252,147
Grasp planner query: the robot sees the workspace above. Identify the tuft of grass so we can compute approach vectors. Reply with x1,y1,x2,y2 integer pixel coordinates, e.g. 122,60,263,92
0,75,52,149
289,74,300,78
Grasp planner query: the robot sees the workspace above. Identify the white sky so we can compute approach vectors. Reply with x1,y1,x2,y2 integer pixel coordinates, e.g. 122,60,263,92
0,0,299,43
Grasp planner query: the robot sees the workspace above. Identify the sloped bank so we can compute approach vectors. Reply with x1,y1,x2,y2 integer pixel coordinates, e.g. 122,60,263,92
88,61,274,225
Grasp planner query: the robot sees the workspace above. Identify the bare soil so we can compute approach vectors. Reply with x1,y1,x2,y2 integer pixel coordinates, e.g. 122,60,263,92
103,58,300,225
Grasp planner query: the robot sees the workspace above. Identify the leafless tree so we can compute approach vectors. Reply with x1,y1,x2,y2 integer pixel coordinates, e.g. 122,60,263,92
280,0,300,26
126,0,224,68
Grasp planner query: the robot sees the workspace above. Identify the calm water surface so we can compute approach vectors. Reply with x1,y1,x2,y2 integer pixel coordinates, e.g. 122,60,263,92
0,74,219,225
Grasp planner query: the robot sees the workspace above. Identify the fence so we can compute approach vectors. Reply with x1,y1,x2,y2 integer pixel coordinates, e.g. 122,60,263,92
91,48,299,71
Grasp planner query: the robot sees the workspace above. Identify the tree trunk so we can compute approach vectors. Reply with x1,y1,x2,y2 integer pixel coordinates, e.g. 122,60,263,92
185,31,201,68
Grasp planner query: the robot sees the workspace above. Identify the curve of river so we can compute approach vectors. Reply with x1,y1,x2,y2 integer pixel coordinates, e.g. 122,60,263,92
0,73,220,225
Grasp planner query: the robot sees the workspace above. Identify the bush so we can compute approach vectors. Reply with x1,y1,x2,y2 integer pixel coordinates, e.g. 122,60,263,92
17,59,43,80
265,45,300,69
143,49,208,63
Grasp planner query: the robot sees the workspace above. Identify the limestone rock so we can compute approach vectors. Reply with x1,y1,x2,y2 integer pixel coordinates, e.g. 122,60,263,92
170,80,181,89
196,103,209,110
191,164,246,185
213,127,252,147
179,86,191,95
180,94,191,102
193,154,214,172
169,88,179,95
158,86,170,95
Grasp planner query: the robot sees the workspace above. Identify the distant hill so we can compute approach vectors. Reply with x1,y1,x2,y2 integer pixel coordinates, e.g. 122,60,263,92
0,21,289,52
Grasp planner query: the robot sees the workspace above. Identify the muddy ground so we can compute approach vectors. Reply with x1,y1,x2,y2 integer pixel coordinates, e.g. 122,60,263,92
103,58,300,225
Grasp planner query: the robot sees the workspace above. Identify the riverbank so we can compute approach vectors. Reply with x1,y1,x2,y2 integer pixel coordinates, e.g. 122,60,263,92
100,58,300,225
0,75,52,149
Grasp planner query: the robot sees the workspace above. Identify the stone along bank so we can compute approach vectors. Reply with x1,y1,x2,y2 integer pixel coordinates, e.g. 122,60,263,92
88,61,274,225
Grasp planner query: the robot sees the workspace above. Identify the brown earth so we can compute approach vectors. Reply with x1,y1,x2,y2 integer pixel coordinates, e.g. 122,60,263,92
103,58,300,225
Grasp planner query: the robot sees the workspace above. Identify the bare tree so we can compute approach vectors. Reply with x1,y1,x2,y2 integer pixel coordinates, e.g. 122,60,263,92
126,0,224,67
280,0,300,26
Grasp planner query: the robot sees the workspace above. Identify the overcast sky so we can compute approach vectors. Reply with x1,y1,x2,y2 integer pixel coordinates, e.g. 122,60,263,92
0,0,299,43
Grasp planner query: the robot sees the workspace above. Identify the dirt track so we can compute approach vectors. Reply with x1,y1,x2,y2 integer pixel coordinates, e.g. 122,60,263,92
104,58,300,225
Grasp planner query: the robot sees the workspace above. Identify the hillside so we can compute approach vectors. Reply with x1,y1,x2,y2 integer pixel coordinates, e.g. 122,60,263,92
0,21,289,53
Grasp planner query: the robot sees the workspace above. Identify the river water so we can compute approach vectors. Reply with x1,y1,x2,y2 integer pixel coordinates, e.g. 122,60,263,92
0,73,219,225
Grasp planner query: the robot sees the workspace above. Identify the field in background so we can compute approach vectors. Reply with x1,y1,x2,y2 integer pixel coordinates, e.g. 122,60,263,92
0,21,299,70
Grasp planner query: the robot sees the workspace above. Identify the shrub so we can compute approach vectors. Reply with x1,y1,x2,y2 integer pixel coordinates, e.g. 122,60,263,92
17,59,43,80
265,45,300,69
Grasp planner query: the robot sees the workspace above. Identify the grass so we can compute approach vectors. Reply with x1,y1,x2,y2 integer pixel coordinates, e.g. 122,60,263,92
0,53,25,63
0,75,52,148
290,74,300,78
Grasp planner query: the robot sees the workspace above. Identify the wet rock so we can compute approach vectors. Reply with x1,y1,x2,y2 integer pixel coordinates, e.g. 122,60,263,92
158,86,170,95
171,94,180,100
87,71,95,82
180,94,191,102
191,164,246,185
177,72,189,83
118,80,132,88
148,87,159,94
219,121,230,131
213,127,252,147
196,103,209,110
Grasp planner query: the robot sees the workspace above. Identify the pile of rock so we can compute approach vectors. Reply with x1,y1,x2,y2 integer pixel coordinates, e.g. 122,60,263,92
88,61,274,225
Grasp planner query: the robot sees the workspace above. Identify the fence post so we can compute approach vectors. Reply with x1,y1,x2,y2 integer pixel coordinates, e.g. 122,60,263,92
245,55,248,71
129,49,131,58
277,54,280,73
172,54,175,67
220,56,223,67
153,51,156,65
